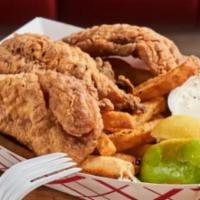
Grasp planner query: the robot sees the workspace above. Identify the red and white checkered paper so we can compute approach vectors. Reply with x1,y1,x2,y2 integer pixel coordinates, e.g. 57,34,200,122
0,145,200,200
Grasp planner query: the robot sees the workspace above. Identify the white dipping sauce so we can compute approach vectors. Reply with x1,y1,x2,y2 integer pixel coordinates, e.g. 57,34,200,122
168,75,200,120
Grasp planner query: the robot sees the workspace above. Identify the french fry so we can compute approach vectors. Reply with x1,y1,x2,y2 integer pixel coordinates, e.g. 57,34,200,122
114,153,136,163
102,111,136,131
133,56,199,101
109,130,153,152
109,119,160,152
114,153,140,174
80,156,135,178
132,97,166,123
96,133,116,156
125,144,153,157
152,114,165,120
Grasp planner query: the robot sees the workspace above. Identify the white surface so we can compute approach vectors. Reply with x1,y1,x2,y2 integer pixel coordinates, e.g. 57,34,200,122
3,17,83,41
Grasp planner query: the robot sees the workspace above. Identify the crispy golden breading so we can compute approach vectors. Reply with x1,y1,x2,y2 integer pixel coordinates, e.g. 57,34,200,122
0,34,141,111
132,97,166,123
80,156,135,178
102,111,136,131
98,98,114,112
109,119,160,152
38,71,99,137
63,24,183,75
96,133,116,156
0,71,103,163
133,56,200,101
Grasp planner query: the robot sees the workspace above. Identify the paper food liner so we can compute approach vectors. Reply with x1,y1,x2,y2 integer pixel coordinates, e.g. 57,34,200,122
0,18,200,200
0,145,199,200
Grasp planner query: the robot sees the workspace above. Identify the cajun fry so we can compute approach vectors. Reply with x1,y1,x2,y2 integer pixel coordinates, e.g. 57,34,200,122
96,133,116,156
133,56,199,101
109,119,160,152
132,97,166,123
80,156,135,179
102,111,136,131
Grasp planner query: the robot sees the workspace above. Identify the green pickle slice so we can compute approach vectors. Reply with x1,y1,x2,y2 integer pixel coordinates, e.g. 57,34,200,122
140,138,200,184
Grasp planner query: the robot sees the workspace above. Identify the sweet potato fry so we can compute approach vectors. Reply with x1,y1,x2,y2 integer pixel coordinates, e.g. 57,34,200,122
80,156,135,178
96,133,116,156
132,97,166,123
102,111,136,131
109,119,160,152
133,56,200,101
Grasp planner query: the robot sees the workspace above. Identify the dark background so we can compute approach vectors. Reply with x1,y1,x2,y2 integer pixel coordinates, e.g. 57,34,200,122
0,0,200,56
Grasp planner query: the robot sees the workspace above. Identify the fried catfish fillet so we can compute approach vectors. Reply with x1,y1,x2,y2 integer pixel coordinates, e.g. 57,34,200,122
0,34,141,111
0,71,103,163
63,24,183,75
133,56,200,101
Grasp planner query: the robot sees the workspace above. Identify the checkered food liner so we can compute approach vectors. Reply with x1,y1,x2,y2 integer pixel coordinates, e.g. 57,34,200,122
0,145,199,200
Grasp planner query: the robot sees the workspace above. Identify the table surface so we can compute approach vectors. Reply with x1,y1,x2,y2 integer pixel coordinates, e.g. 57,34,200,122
24,187,78,200
0,171,79,200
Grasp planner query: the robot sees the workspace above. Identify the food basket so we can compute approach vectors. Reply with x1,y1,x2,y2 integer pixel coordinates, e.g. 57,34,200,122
0,17,199,200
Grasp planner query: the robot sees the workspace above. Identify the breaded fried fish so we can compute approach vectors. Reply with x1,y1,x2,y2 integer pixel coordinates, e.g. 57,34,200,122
0,71,103,163
0,33,141,111
63,24,183,75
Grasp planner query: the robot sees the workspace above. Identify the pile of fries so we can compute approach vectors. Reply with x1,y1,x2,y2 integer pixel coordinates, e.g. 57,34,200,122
80,56,200,180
